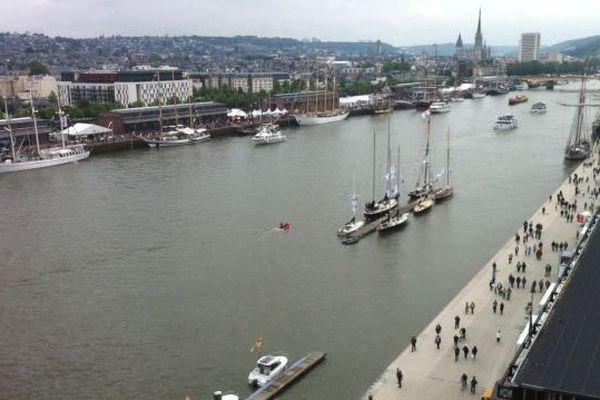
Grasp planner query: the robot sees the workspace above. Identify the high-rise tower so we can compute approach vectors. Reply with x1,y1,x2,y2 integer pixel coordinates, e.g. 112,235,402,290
473,8,484,61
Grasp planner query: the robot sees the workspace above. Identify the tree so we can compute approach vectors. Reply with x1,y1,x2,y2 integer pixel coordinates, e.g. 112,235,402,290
29,61,49,76
48,91,57,106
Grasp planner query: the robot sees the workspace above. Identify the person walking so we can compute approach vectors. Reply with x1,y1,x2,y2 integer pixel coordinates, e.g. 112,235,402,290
471,345,478,359
522,262,527,273
461,373,468,391
465,301,470,314
462,345,469,359
508,253,513,264
455,315,460,329
470,301,475,314
496,329,502,344
435,334,441,350
454,346,460,362
507,287,512,301
410,336,417,352
460,327,466,341
470,376,478,394
396,368,403,388
522,277,527,289
516,276,521,289
492,299,498,314
500,302,505,315
435,323,442,335
453,334,459,347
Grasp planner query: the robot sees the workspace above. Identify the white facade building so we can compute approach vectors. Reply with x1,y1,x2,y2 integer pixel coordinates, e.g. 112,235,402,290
519,32,541,62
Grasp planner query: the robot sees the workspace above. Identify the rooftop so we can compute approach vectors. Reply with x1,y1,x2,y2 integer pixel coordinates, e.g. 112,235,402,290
513,214,600,397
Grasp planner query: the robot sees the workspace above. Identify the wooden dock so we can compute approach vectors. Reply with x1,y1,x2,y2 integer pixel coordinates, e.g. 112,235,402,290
342,199,420,245
244,352,326,400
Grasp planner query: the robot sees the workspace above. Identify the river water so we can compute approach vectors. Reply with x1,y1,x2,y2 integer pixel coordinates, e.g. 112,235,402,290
0,83,596,400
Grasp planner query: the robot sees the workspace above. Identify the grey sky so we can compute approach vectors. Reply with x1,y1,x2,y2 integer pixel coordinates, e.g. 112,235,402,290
5,0,600,46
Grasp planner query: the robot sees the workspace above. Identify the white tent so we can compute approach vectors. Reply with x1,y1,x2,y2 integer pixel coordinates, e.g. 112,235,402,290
60,123,112,137
251,109,263,117
227,108,248,118
272,108,283,116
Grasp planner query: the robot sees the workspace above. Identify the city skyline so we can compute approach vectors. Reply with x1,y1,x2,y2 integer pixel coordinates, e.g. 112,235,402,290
4,0,600,47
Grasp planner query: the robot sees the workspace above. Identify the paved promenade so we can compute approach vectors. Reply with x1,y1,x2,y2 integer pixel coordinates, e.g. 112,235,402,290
365,148,600,400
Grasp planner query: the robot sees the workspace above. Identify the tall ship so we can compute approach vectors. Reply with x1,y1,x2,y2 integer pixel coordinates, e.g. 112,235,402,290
408,114,434,199
433,128,453,201
295,74,349,126
0,90,90,174
564,76,592,161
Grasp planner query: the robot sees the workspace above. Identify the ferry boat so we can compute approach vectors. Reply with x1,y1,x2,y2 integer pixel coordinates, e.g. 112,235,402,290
429,102,450,113
530,101,547,114
494,114,518,131
509,94,529,105
248,355,288,387
252,123,286,144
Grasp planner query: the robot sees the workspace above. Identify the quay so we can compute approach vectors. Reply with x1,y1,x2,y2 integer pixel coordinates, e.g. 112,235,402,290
364,149,600,399
342,198,426,245
244,352,326,400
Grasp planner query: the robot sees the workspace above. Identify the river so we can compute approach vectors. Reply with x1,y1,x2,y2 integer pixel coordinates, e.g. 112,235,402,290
0,83,596,399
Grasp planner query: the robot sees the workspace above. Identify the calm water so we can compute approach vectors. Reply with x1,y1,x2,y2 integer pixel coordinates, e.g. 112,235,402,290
0,84,596,400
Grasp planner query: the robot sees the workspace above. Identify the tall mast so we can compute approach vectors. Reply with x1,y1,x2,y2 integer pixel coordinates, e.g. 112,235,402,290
28,81,41,154
386,113,392,194
189,102,193,128
2,90,16,161
424,115,432,186
172,70,179,126
332,73,336,111
57,89,66,147
157,71,163,135
446,127,450,186
372,131,376,201
396,145,401,198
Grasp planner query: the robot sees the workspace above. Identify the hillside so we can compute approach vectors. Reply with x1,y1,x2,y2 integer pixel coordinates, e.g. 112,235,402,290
546,35,600,57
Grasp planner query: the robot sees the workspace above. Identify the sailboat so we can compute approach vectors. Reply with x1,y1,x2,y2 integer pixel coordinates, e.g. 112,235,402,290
295,70,349,126
564,75,592,161
0,88,90,174
433,128,453,201
408,114,434,199
377,146,410,233
364,117,399,219
337,174,365,236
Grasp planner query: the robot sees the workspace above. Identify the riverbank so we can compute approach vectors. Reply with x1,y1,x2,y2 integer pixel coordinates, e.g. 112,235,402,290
365,149,600,399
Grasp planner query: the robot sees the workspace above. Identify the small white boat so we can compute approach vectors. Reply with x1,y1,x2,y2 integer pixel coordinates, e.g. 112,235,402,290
377,211,409,233
429,102,450,113
413,195,435,215
515,82,529,91
494,114,518,131
252,124,286,144
337,216,365,236
530,101,547,114
248,355,288,387
211,392,239,400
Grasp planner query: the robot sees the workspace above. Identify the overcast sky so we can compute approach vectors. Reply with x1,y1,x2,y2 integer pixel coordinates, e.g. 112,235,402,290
5,0,600,46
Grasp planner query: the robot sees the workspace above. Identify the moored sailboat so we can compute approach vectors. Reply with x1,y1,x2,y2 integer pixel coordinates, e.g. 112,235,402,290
408,114,434,199
377,146,409,233
295,72,349,126
337,174,365,236
564,75,592,161
433,128,453,201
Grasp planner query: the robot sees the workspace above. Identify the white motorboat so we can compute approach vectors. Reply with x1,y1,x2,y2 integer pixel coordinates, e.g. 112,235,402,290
252,124,286,144
211,391,239,400
294,110,349,126
248,355,288,387
494,114,518,131
515,82,529,91
429,102,450,113
413,195,435,215
337,216,365,236
530,101,547,114
377,211,409,233
472,91,486,99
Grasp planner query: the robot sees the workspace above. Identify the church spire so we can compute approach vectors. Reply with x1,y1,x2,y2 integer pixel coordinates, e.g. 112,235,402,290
474,7,483,47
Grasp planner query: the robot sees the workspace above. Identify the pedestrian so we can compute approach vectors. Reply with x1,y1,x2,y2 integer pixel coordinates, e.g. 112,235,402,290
368,395,373,400
470,376,478,394
515,245,519,256
508,253,513,264
435,323,442,335
539,279,544,291
522,277,527,288
492,261,497,273
492,299,498,314
410,336,417,352
454,345,460,362
500,302,505,315
465,301,469,314
542,206,546,214
470,301,475,314
517,261,522,273
471,345,478,359
516,276,521,289
396,368,403,388
461,373,468,390
531,281,537,293
453,334,459,346
463,345,469,359
460,327,466,341
455,315,460,329
496,329,501,344
522,262,527,273
435,334,441,349
507,287,512,301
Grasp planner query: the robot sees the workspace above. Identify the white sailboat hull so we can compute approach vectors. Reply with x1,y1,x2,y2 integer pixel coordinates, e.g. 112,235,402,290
144,134,210,148
0,151,90,173
294,112,349,126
